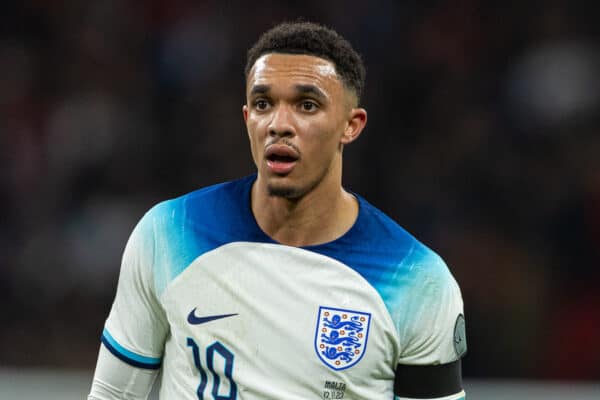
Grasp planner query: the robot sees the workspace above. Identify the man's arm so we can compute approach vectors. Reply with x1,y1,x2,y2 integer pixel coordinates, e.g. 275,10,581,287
89,208,168,399
394,252,467,399
88,345,158,400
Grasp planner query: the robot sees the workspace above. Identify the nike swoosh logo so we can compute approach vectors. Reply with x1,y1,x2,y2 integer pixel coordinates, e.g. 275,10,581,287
187,308,238,325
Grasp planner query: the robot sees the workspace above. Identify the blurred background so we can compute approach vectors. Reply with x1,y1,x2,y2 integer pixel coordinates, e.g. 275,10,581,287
1,0,599,397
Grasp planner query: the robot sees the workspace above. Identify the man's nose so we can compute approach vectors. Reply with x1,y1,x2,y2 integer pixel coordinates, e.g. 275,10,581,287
268,104,295,137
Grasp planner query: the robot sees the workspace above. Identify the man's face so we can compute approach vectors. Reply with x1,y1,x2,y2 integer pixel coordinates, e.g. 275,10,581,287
243,53,359,199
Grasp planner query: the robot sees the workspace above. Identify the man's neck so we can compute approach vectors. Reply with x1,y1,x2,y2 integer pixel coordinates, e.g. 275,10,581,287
251,177,358,247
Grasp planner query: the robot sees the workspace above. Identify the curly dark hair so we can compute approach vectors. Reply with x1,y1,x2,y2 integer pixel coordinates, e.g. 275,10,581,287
245,21,366,103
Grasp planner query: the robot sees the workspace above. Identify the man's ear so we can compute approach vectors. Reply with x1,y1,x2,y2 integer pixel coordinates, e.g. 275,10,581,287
340,108,367,145
242,105,249,123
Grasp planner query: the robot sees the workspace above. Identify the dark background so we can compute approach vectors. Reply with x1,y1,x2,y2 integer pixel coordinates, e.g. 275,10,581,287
1,0,599,381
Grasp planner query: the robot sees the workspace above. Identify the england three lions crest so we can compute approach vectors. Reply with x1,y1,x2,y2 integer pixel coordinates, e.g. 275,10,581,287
314,306,371,370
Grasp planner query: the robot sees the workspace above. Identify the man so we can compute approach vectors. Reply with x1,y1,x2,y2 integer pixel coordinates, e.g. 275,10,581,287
88,21,466,400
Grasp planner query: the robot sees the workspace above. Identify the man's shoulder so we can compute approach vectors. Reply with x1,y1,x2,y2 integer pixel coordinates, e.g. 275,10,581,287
132,175,255,241
146,175,254,219
354,195,451,278
355,195,422,248
342,196,459,330
128,175,257,296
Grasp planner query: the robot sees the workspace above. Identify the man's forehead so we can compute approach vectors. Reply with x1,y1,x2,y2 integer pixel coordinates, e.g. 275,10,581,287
247,53,340,86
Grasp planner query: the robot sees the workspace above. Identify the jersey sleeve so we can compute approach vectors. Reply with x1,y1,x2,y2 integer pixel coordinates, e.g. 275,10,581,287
101,209,169,369
88,344,158,399
394,251,467,399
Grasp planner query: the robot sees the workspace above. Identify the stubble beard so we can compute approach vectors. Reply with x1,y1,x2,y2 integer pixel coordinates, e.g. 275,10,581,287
266,165,330,200
267,184,302,199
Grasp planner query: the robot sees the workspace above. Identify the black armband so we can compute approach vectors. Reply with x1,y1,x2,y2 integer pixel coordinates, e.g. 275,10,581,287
394,359,462,398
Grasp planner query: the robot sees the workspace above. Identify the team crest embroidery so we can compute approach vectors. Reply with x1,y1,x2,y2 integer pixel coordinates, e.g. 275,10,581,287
314,306,371,370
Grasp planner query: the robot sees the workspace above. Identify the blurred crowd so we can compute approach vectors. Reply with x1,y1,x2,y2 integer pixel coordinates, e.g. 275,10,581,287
1,0,599,380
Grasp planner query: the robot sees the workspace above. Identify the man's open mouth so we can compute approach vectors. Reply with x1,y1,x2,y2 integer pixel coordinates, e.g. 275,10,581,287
265,145,299,174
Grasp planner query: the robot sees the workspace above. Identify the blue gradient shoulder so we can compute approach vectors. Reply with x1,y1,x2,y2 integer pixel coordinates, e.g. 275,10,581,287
140,175,259,296
351,198,461,353
311,195,458,323
359,195,453,276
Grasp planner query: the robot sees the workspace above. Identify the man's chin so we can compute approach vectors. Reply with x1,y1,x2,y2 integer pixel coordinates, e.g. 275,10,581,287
267,183,303,199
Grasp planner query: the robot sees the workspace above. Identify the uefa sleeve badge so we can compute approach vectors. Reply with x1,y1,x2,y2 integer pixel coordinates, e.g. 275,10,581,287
314,306,371,370
453,313,467,358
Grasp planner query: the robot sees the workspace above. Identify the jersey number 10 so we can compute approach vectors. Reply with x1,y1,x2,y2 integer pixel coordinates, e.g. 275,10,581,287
187,338,238,400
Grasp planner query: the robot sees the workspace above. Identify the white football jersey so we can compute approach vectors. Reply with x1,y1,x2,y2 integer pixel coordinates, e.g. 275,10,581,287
101,175,466,399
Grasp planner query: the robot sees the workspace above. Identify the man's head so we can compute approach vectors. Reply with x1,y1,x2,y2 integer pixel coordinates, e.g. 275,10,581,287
245,21,366,106
243,22,367,200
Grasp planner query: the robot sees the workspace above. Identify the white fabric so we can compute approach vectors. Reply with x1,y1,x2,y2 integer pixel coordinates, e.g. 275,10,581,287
88,345,158,400
103,240,462,399
103,216,168,361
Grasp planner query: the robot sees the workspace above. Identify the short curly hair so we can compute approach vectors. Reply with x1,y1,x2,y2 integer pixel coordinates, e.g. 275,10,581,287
245,21,366,103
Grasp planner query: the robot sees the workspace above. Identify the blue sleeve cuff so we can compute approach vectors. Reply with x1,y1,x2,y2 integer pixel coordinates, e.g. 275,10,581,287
101,328,162,370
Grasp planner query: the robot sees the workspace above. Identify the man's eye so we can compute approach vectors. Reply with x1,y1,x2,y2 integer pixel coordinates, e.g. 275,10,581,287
255,100,269,110
301,101,317,111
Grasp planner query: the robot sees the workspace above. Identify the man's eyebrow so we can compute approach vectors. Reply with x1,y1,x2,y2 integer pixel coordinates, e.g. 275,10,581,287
295,84,327,101
250,84,270,96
